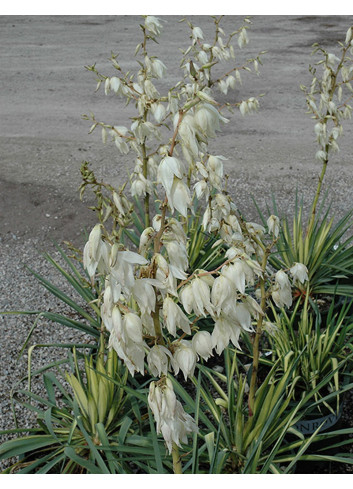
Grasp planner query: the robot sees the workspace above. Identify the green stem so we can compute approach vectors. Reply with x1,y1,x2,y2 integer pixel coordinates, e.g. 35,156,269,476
141,106,150,228
152,199,168,345
306,43,350,237
306,152,328,237
153,302,164,345
142,151,150,228
248,250,269,416
172,442,183,474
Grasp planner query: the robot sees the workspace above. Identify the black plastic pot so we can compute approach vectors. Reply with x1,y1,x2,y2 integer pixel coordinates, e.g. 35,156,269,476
293,404,342,435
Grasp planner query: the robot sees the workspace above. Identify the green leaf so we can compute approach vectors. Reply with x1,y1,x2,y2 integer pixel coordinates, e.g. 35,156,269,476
148,407,165,474
64,447,105,474
0,435,58,459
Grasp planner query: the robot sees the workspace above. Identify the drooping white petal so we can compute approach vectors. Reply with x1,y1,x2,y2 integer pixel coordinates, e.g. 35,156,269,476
157,156,184,199
172,340,197,381
192,331,213,360
290,262,309,284
168,178,191,217
147,345,172,377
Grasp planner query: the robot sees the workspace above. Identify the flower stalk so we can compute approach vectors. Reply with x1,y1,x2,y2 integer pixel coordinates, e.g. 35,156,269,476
248,249,270,416
172,442,183,474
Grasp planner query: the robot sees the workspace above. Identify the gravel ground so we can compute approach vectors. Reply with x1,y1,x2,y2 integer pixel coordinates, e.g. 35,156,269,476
1,14,353,472
0,237,95,471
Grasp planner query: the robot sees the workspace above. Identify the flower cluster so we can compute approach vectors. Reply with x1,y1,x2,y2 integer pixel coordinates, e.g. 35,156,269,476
82,15,309,455
148,377,198,453
302,26,353,162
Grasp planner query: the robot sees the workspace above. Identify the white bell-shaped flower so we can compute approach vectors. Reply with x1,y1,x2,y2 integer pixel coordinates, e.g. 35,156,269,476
147,345,173,377
289,262,309,284
267,215,280,238
109,335,146,377
151,102,166,123
109,247,148,294
271,270,293,309
192,331,213,360
162,296,191,336
144,79,160,99
157,156,184,199
83,225,110,279
108,310,146,377
131,174,148,198
192,277,214,316
192,26,204,40
207,155,225,190
168,177,191,218
242,295,264,318
212,316,242,354
151,253,178,296
139,227,155,256
193,103,229,138
132,278,156,315
148,378,198,454
180,277,214,317
164,241,189,276
177,113,199,158
172,340,197,380
160,401,198,453
146,56,167,79
164,217,188,245
103,304,122,335
233,302,254,332
144,15,163,37
122,312,143,344
194,180,209,200
211,316,233,354
221,260,249,295
211,275,235,315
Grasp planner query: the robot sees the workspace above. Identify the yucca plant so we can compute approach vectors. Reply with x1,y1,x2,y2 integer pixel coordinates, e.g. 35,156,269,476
262,293,353,416
0,346,174,474
190,347,353,474
254,194,353,303
1,349,127,473
65,345,129,440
